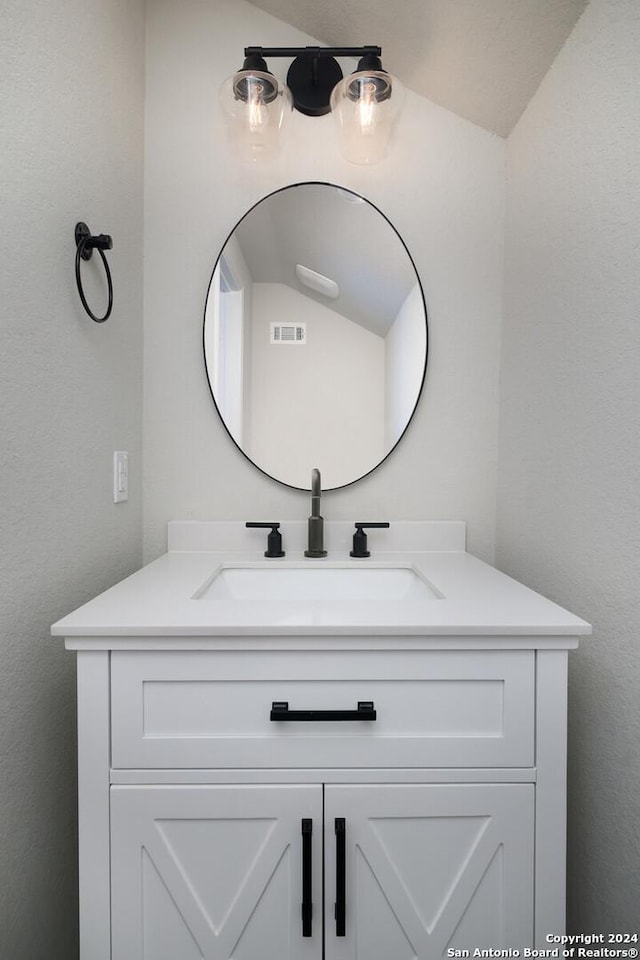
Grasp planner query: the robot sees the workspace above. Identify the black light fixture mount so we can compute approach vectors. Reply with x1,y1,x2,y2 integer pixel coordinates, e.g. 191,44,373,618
243,45,383,117
233,51,279,105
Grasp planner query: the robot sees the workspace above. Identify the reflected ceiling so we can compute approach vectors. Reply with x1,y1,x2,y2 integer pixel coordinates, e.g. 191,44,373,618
234,185,416,337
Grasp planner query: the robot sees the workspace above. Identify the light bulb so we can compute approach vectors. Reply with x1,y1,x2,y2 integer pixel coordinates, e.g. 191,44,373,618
245,78,269,133
330,69,403,165
220,69,291,162
356,80,378,133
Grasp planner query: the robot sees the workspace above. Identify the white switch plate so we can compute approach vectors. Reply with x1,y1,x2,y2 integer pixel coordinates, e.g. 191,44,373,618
113,451,129,503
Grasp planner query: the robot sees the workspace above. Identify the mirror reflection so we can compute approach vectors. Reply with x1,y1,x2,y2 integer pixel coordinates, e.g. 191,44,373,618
204,183,427,489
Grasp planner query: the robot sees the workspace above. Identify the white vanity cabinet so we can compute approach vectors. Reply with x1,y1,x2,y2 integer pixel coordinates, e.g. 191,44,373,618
54,523,588,960
72,640,570,960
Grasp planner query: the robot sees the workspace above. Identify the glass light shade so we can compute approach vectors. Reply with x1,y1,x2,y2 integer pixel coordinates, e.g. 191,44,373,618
220,70,291,162
330,69,403,165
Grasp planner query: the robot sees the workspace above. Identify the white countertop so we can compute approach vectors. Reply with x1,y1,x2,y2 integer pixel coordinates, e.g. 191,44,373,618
51,522,591,647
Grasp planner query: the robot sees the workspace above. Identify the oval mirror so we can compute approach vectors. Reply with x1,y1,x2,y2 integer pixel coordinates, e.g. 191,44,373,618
204,182,428,490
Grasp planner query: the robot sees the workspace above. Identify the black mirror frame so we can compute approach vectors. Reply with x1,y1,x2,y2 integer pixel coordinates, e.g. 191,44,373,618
202,180,429,492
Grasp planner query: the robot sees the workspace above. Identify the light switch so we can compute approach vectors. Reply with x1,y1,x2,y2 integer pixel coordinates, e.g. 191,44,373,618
113,451,129,503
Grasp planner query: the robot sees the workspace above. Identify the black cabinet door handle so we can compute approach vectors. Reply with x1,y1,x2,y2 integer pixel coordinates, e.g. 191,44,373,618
270,701,376,722
301,819,313,937
335,817,346,937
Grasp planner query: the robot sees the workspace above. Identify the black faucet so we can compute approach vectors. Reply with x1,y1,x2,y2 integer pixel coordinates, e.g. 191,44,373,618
304,468,327,557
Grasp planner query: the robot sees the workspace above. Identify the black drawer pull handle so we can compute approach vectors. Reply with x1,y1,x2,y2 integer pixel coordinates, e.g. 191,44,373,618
270,701,377,722
335,817,346,937
301,819,313,937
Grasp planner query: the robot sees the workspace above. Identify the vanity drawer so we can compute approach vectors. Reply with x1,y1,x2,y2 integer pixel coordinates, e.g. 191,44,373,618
111,649,534,769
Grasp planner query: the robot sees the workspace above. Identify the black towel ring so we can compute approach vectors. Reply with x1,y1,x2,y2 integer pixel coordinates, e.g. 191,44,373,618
74,222,114,323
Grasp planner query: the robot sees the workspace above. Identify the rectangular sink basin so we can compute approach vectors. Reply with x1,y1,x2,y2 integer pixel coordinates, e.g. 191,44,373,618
195,564,440,603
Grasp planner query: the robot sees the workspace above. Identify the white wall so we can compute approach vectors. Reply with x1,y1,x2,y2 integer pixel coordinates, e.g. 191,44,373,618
205,237,253,444
143,0,505,562
248,283,385,489
497,0,640,930
0,1,145,955
385,283,427,448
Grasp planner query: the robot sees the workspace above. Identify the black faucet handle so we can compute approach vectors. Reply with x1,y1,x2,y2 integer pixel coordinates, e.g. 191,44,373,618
350,522,390,559
246,522,285,558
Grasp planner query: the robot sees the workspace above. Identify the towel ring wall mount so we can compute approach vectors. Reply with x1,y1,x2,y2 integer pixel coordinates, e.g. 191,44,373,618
74,222,114,323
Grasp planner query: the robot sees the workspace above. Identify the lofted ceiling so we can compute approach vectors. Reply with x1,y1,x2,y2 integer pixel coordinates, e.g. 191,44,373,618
247,0,588,137
234,184,417,337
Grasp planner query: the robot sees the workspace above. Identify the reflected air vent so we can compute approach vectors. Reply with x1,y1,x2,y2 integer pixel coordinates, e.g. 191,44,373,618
270,322,306,344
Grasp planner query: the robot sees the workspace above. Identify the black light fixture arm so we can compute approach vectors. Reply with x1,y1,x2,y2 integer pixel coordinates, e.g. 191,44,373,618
74,222,114,323
240,45,384,119
244,45,381,59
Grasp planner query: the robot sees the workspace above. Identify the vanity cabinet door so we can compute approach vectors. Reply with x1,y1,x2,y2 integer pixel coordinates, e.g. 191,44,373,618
110,784,323,960
324,783,534,960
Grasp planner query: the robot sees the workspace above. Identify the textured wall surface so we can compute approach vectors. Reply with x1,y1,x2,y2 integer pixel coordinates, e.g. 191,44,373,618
142,0,505,563
497,0,640,929
0,1,145,955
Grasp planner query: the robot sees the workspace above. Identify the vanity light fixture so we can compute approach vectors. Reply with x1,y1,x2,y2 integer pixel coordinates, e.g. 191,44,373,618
220,46,403,165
